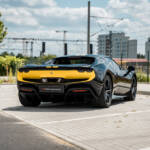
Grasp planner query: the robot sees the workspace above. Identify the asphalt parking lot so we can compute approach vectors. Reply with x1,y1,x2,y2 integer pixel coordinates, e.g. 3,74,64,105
0,85,150,150
0,112,81,150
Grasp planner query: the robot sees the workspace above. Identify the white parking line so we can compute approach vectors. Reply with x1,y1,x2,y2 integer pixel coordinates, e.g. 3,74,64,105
139,148,150,150
35,109,150,125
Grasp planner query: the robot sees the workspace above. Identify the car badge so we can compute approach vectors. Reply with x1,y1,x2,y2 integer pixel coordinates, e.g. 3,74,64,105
42,78,48,83
57,78,62,83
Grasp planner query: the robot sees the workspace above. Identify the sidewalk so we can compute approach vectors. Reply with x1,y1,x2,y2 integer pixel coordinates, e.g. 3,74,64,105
0,76,16,80
137,83,150,95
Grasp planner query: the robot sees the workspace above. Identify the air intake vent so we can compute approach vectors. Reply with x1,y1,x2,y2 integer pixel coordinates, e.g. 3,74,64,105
23,78,88,83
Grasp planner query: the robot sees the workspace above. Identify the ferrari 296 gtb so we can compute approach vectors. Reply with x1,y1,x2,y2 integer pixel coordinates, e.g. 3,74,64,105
17,55,137,108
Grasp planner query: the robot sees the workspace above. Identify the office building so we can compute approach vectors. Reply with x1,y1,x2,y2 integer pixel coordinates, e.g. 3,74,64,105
97,32,137,58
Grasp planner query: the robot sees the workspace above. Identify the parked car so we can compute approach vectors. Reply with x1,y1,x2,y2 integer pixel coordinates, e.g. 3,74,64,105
17,55,137,108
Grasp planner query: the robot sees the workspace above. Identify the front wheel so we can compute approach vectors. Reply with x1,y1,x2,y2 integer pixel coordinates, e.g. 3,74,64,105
96,75,113,108
19,92,41,107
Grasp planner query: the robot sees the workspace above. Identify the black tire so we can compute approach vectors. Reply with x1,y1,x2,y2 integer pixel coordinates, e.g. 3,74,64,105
96,75,113,108
125,76,137,101
19,92,41,107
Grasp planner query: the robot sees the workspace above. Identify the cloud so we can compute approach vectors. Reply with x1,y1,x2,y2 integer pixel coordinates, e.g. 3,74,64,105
22,0,57,7
1,3,112,30
108,0,150,24
109,0,128,9
0,7,39,26
0,0,57,7
1,0,150,55
32,6,110,21
107,0,150,53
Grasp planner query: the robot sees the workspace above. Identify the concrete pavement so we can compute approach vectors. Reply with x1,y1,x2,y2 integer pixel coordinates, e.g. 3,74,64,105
0,85,150,150
0,111,81,150
137,83,150,95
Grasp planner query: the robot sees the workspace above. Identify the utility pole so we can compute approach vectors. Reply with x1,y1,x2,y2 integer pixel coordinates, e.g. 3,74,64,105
30,41,33,57
87,1,91,54
109,31,112,58
22,39,25,56
56,30,68,55
90,44,93,54
147,50,150,83
120,37,123,68
41,42,46,56
25,41,29,57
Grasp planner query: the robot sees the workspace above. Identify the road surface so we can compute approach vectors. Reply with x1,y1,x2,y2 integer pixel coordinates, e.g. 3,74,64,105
0,85,150,150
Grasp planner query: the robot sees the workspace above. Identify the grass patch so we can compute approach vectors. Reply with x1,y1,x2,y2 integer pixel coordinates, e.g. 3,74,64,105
0,77,16,84
136,71,149,82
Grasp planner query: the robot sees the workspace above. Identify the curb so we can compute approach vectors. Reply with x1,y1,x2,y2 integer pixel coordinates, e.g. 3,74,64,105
137,91,150,96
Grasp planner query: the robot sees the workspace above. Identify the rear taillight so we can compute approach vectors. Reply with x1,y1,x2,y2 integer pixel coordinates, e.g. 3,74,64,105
20,88,33,92
72,89,88,93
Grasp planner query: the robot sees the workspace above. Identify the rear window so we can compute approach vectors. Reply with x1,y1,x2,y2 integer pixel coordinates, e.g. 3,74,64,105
53,57,95,65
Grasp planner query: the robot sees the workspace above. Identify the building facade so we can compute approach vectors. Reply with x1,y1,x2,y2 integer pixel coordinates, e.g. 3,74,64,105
145,38,150,60
97,32,137,58
128,40,137,58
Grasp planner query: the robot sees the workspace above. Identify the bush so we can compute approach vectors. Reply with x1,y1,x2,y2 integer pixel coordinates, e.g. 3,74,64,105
136,71,148,82
0,56,25,76
0,54,56,76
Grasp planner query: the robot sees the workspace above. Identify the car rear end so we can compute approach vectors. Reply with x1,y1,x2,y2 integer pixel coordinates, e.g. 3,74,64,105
17,56,103,103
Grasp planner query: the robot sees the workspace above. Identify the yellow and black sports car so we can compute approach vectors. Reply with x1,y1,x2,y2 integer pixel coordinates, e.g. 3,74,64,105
17,55,137,108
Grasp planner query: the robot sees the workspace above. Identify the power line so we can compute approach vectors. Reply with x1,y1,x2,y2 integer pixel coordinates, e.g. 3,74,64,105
91,16,124,21
5,37,97,43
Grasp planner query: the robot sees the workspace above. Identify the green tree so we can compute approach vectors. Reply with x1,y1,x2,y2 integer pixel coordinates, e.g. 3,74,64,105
0,55,25,76
0,51,9,56
137,53,145,59
0,12,7,43
10,52,15,56
16,53,24,58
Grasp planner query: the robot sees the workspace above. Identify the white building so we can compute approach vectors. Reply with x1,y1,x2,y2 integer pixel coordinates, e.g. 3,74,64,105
128,40,137,58
97,32,137,58
145,38,150,60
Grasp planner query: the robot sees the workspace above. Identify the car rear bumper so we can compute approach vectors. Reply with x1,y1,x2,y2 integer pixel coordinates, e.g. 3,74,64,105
17,80,104,102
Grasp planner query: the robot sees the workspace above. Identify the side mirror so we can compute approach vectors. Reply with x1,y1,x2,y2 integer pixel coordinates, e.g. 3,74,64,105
127,66,135,72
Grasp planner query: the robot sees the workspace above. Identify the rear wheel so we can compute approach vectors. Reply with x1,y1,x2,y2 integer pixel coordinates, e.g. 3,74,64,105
19,92,41,107
125,77,137,101
96,75,113,108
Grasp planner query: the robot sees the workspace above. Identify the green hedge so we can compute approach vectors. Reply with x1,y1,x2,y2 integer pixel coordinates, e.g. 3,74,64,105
0,56,25,76
136,72,149,82
0,54,56,76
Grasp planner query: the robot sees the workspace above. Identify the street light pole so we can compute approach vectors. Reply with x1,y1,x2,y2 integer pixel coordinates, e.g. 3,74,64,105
25,41,28,57
87,1,91,54
109,31,112,58
147,50,150,83
120,37,123,68
30,41,33,57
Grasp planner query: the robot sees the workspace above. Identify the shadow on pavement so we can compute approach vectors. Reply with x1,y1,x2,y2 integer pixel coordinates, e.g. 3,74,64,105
3,96,128,112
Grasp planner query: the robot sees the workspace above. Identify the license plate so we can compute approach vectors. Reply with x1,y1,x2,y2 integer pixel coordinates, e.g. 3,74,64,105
39,85,64,93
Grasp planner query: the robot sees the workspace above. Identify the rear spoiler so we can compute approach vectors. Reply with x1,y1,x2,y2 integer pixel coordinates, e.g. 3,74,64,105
19,66,93,73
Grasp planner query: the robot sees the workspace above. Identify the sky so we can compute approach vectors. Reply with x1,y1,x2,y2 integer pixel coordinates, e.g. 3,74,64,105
0,0,150,56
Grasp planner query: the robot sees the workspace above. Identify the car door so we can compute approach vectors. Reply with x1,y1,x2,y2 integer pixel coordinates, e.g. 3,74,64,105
109,59,130,95
109,59,122,95
117,68,132,94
